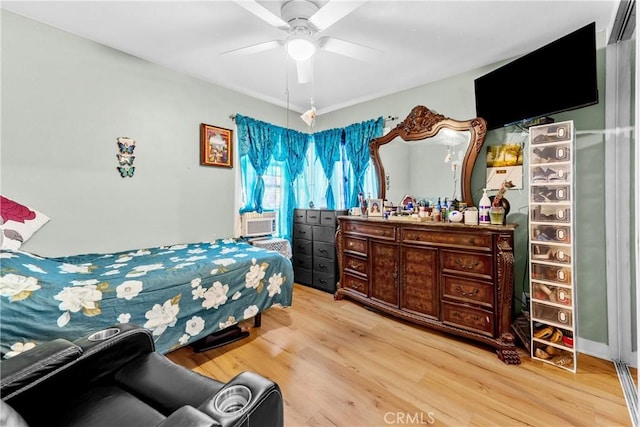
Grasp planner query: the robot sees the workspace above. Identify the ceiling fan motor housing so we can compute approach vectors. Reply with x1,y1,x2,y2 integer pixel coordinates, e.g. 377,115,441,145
281,0,320,32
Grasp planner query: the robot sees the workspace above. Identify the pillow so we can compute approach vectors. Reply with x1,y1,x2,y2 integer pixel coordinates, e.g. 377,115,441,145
1,195,50,250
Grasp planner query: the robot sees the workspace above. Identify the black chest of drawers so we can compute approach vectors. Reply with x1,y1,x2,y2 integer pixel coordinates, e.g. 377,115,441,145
292,208,346,293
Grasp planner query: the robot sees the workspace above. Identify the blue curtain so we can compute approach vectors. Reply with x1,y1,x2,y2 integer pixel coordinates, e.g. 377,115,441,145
236,115,310,240
236,114,381,239
313,128,343,209
236,114,277,213
344,117,384,208
280,128,310,240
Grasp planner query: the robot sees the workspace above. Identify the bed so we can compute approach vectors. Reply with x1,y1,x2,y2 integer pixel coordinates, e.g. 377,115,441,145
0,239,293,357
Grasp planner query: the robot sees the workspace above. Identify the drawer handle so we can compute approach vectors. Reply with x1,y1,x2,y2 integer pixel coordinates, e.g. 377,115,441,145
318,264,327,269
451,310,482,323
454,258,479,270
454,285,479,297
348,260,364,270
297,245,306,250
348,242,354,247
319,248,328,254
319,279,327,284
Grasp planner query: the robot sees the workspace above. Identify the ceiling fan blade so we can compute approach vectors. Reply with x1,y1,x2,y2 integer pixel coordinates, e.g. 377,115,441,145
309,0,367,31
221,40,283,56
318,37,381,62
233,0,289,29
296,59,313,84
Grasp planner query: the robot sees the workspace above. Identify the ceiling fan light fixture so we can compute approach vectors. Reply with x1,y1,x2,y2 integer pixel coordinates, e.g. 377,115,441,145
286,31,316,61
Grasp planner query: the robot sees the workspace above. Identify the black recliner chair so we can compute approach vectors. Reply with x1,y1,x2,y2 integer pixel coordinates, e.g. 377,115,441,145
0,324,284,427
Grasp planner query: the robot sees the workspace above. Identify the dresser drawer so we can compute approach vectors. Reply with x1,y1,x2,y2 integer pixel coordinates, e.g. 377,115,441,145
441,250,493,279
293,224,312,240
402,228,492,249
313,271,336,293
293,239,312,256
320,210,337,226
441,275,494,308
305,210,321,224
441,301,494,337
314,241,335,259
293,253,312,270
344,236,367,256
294,267,312,286
342,221,396,240
344,254,367,276
293,209,306,223
313,256,335,275
343,273,368,296
313,225,336,243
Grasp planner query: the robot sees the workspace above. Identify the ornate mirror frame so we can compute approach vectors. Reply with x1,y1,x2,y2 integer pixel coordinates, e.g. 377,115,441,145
370,105,487,207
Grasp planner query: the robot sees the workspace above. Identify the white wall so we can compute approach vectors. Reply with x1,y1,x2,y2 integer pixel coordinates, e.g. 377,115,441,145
1,10,295,256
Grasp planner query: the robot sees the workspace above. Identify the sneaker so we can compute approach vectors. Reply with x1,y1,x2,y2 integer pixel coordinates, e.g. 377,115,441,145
532,246,551,260
532,147,556,162
531,166,548,182
544,168,558,181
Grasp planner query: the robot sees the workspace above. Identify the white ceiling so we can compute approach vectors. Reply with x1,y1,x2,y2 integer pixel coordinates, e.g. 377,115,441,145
2,1,619,114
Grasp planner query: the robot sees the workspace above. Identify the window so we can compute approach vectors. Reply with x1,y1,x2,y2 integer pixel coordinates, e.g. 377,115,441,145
237,115,382,240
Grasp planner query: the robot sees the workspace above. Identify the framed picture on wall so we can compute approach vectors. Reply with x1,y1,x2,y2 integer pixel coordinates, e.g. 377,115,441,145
368,198,383,216
485,142,523,190
200,123,233,168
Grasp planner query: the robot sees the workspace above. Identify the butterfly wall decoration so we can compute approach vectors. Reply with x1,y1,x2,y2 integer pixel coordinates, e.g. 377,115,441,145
117,154,135,165
116,137,136,178
117,165,135,178
118,143,135,154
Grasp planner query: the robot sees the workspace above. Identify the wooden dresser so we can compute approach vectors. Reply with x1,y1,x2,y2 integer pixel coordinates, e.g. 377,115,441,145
335,216,520,364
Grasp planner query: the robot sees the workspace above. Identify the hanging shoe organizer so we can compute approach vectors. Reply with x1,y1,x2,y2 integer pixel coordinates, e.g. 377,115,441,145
528,121,577,372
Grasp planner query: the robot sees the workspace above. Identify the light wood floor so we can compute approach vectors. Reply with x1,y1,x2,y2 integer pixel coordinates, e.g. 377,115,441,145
167,284,632,427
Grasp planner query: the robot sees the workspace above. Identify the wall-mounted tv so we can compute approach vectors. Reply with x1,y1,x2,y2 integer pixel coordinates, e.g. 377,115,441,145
474,22,598,130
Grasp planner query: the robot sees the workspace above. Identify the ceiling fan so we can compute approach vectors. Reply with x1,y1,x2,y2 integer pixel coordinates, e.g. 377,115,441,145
224,0,380,84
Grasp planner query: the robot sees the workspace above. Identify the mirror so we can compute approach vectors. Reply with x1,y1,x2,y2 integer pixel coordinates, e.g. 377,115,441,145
370,105,487,207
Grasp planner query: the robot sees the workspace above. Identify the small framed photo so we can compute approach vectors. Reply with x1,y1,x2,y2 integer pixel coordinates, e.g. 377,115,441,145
200,123,233,168
368,198,383,216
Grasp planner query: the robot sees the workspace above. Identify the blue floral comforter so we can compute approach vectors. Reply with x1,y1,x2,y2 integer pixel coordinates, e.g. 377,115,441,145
0,239,293,357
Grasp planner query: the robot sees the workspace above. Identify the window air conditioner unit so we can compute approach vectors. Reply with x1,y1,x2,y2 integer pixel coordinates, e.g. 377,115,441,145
240,212,277,238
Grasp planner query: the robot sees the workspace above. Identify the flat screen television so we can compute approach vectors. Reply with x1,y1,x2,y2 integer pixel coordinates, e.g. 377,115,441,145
474,22,598,130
